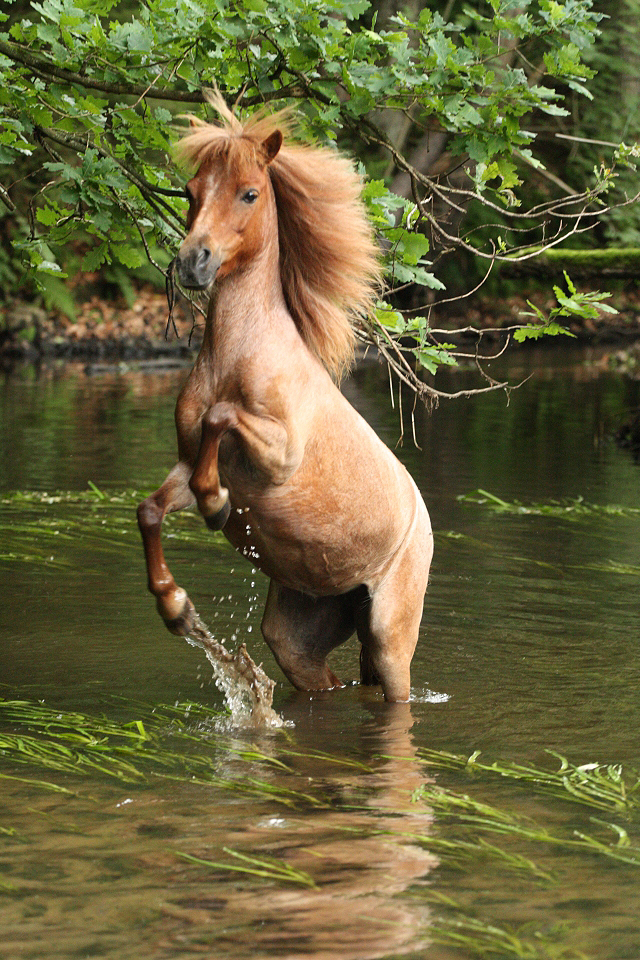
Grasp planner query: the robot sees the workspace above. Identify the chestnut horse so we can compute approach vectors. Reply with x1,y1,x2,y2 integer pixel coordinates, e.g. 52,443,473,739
137,95,433,702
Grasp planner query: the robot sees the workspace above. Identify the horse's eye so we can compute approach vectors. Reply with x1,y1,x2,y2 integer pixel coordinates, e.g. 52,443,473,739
243,189,259,204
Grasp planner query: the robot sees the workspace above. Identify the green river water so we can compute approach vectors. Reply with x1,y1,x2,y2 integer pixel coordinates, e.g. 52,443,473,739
0,344,639,959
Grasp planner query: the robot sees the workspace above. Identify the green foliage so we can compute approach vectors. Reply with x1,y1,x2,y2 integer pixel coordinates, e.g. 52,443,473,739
0,0,628,383
565,0,640,246
513,272,616,342
418,747,640,814
4,690,640,958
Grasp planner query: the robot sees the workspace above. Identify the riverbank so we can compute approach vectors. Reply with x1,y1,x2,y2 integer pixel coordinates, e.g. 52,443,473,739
0,287,200,364
3,283,640,364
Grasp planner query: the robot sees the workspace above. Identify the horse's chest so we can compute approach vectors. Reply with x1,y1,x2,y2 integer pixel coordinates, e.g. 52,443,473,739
218,433,260,485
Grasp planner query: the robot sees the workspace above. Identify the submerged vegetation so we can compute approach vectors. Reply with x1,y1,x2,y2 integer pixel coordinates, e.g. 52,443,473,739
426,908,590,960
4,485,640,568
2,694,640,957
3,483,640,955
0,697,330,807
0,486,226,567
417,749,640,815
458,489,640,521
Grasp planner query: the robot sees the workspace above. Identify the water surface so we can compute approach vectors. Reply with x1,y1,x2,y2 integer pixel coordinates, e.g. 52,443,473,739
1,346,639,959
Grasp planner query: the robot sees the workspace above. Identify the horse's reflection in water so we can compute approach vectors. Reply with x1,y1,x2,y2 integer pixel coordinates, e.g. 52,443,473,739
162,697,435,959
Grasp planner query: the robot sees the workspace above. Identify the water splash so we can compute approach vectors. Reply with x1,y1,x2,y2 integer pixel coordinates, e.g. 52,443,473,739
185,611,285,729
410,687,451,704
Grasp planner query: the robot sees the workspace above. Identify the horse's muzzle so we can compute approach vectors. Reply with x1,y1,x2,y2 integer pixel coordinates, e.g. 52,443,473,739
176,246,221,289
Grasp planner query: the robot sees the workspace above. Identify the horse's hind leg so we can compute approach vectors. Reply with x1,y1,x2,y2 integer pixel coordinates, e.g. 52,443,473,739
357,528,432,703
137,462,197,635
261,582,360,691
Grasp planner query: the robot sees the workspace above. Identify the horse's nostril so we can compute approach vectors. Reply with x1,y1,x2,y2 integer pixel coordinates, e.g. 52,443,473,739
176,244,219,289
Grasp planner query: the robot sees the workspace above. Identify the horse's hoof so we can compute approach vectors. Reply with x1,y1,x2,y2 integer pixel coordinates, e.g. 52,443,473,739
163,597,196,636
204,497,231,531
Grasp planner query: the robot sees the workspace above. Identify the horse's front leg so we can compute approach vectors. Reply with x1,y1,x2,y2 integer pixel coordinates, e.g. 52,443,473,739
137,462,197,635
189,401,296,528
188,407,235,531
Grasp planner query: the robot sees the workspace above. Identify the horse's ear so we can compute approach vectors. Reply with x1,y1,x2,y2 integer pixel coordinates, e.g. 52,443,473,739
261,130,283,164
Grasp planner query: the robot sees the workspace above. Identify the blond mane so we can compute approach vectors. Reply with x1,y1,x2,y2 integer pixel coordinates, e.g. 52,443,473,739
174,93,381,379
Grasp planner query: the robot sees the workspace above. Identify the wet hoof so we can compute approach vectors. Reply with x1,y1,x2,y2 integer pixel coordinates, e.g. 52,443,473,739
164,597,196,636
204,497,231,531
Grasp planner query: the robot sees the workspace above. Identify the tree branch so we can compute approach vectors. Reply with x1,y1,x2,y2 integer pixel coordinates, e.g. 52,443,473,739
0,39,206,103
35,125,184,232
0,39,305,109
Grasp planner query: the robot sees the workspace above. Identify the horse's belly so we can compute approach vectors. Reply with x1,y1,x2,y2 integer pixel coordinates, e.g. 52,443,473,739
219,403,430,594
222,472,423,596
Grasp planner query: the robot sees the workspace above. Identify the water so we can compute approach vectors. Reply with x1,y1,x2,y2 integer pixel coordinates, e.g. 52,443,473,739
1,345,640,959
185,612,283,728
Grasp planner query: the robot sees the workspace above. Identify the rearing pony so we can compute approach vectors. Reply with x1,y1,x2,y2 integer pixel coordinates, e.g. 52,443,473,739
137,94,433,702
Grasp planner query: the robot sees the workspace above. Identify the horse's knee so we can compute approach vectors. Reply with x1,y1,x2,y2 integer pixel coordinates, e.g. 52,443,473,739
189,474,230,528
137,497,161,532
203,493,231,530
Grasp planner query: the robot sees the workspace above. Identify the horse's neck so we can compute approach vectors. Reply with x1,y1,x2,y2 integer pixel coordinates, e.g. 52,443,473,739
199,247,295,381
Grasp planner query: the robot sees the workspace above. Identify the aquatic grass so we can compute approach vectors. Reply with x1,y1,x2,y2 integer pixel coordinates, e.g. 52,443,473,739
417,749,640,815
0,771,78,795
409,783,640,871
277,748,374,772
575,559,640,577
4,694,640,923
175,848,318,888
420,894,587,959
0,489,144,508
0,487,231,568
0,698,331,808
0,826,25,841
458,489,640,521
0,730,148,781
411,832,555,881
1,699,159,742
207,745,371,775
427,910,589,960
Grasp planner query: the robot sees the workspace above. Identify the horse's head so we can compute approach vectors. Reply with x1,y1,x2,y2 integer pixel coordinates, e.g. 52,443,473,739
175,130,283,290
